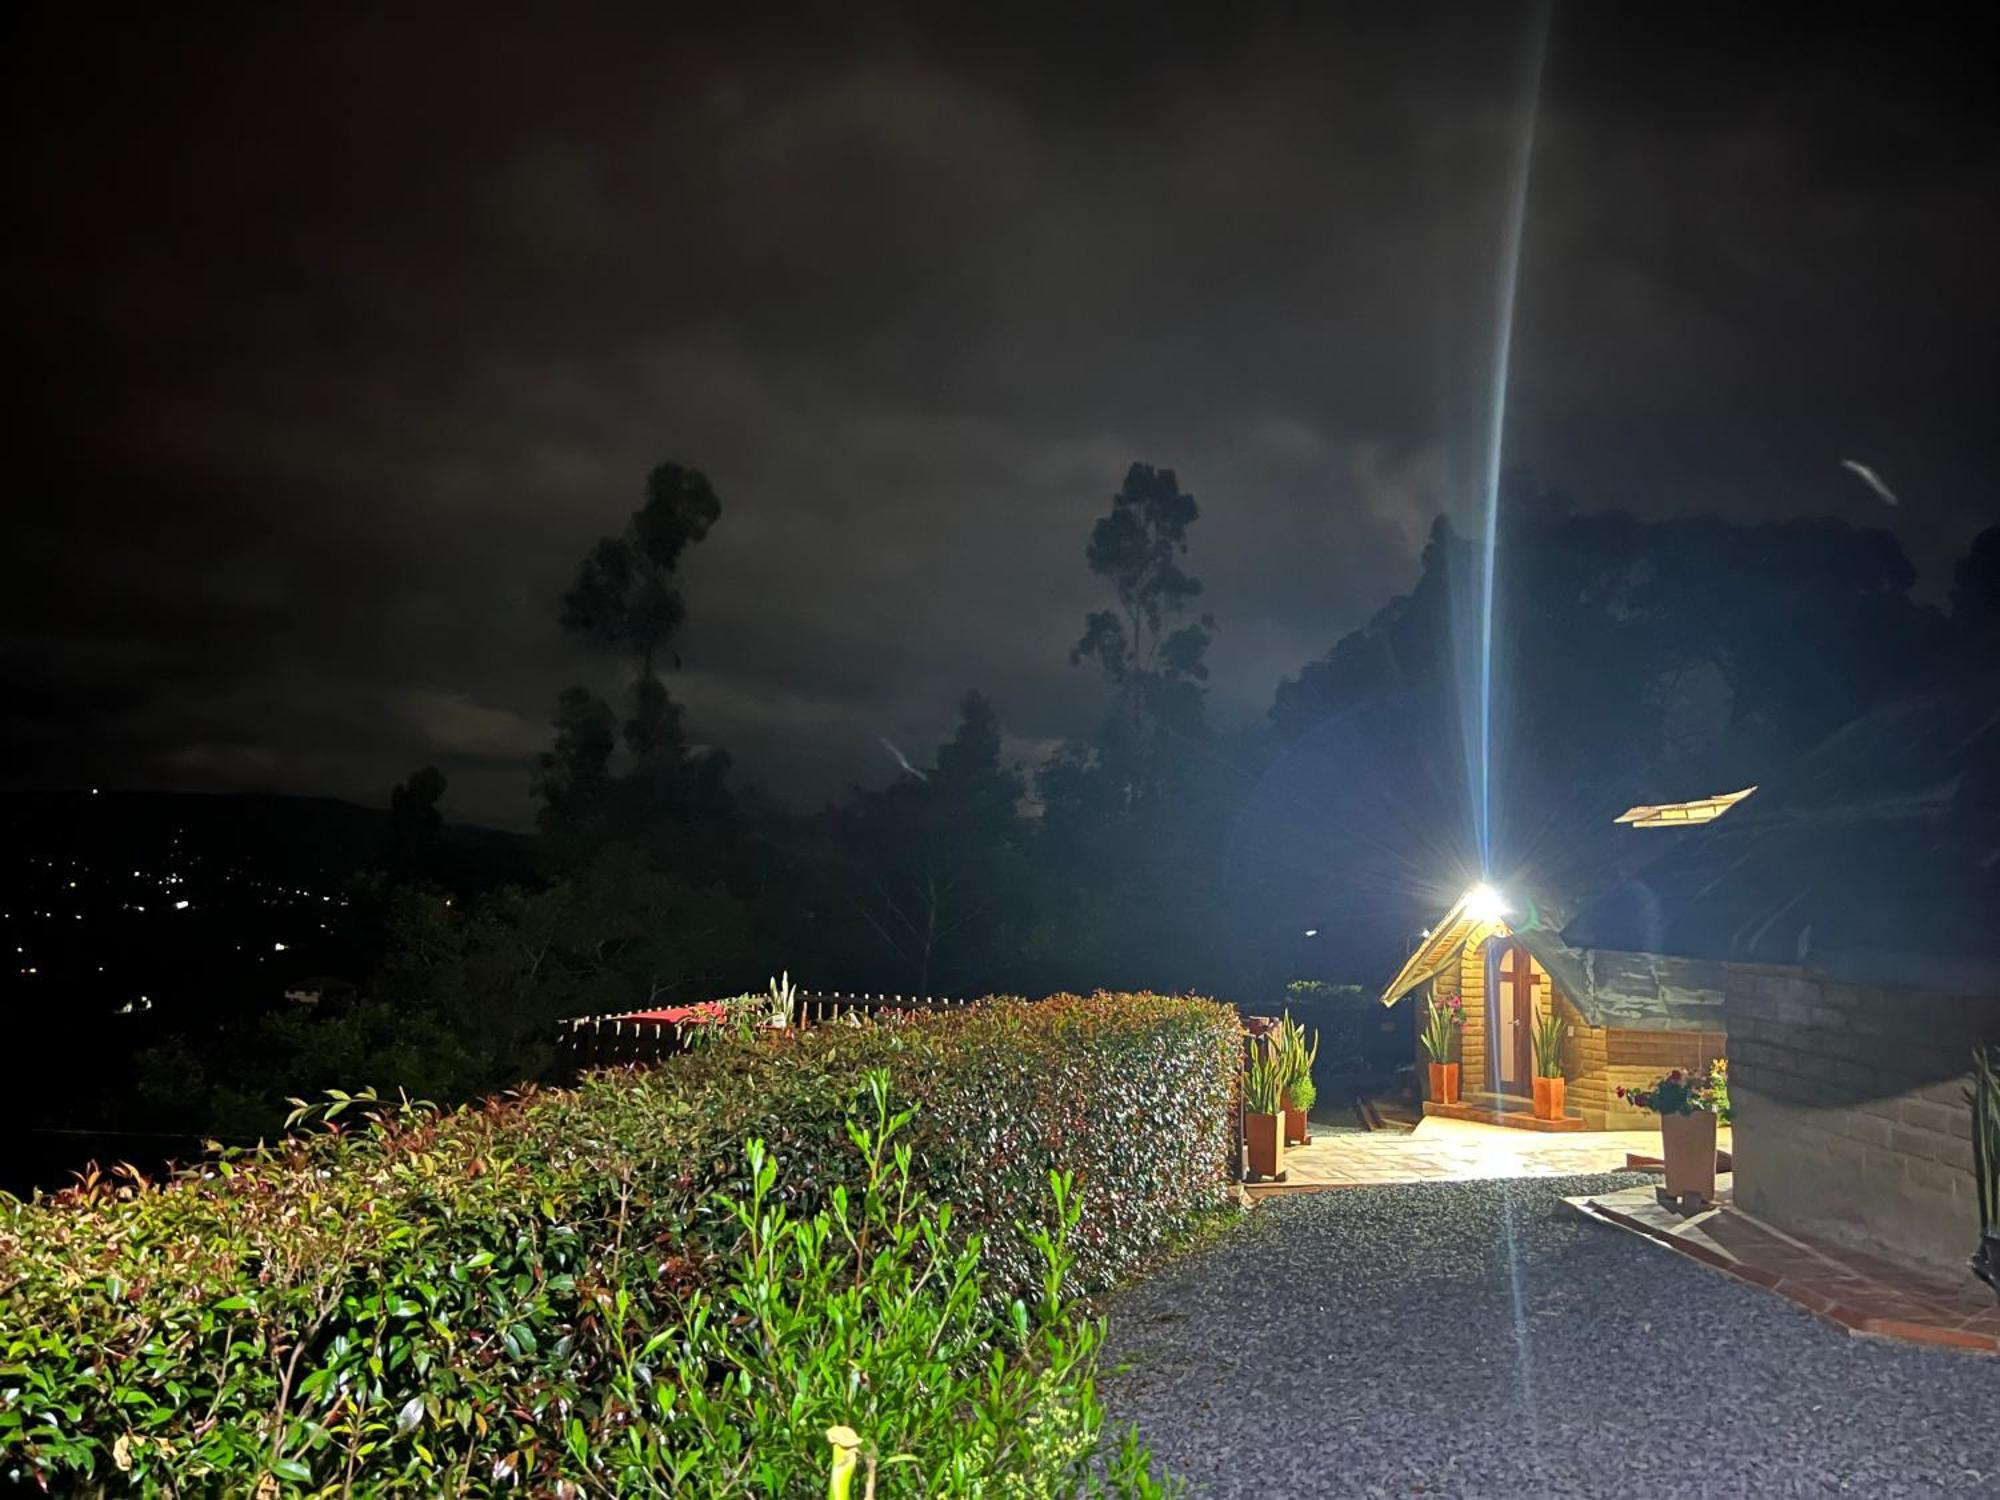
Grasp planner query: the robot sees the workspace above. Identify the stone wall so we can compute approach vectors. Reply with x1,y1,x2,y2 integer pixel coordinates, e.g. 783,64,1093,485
1725,964,2000,1276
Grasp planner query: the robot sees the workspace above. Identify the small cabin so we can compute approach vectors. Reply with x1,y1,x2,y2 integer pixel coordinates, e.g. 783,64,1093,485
1380,884,1728,1130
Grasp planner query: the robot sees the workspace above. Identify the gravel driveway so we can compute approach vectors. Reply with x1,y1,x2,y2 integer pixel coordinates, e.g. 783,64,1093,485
1102,1174,2000,1497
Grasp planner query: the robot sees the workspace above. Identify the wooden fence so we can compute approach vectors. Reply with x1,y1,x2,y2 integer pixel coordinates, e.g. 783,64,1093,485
555,990,979,1073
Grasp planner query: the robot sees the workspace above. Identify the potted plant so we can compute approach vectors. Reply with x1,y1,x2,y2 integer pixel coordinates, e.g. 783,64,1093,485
1420,991,1464,1104
1244,1049,1287,1180
1531,1010,1569,1120
763,970,799,1028
1275,1011,1320,1145
1618,1061,1729,1204
1288,1072,1318,1145
1971,1043,1999,1299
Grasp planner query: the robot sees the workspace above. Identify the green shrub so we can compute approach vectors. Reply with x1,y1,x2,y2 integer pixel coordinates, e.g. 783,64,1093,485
0,992,1233,1493
660,992,1241,1298
601,1073,1178,1495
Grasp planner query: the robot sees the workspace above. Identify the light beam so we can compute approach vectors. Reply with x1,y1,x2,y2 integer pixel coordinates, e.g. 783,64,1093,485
1474,1,1552,875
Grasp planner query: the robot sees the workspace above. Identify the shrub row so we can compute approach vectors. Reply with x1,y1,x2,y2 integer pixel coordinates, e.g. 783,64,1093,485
0,992,1239,1493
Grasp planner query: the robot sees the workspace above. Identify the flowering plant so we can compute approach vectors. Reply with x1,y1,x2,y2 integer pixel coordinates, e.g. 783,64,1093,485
1618,1059,1730,1122
1420,991,1464,1062
1706,1057,1731,1122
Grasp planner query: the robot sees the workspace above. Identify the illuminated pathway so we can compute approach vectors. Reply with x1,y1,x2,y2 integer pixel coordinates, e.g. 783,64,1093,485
1245,1115,1718,1196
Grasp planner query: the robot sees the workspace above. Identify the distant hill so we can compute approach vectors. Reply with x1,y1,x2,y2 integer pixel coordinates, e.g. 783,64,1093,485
3,788,535,886
4,788,544,1190
2,786,538,1039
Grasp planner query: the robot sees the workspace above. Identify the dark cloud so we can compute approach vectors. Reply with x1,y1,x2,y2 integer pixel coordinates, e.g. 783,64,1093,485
6,3,1996,825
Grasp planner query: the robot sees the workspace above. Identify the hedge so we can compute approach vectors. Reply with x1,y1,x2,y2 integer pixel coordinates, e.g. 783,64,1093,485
0,991,1238,1493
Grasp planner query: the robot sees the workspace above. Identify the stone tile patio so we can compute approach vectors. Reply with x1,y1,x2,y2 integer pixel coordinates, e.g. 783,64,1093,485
1246,1114,1728,1195
1568,1176,2000,1355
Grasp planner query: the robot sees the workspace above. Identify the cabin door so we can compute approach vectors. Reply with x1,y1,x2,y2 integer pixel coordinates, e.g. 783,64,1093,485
1487,939,1535,1098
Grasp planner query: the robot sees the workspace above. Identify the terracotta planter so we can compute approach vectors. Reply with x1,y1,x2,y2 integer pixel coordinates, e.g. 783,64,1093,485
1285,1105,1310,1146
1532,1076,1566,1120
1441,1062,1461,1105
1427,1061,1446,1101
1245,1110,1286,1180
1660,1108,1718,1201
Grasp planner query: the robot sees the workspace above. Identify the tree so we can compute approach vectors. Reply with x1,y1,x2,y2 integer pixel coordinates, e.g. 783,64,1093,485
1236,487,1949,997
387,764,447,880
1026,463,1243,992
533,687,617,837
1951,523,2000,643
560,462,721,759
1072,462,1215,735
373,849,749,1063
538,462,740,884
828,692,1029,993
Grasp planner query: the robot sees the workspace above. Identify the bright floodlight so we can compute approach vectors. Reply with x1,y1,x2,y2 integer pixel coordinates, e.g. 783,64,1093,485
1464,883,1508,924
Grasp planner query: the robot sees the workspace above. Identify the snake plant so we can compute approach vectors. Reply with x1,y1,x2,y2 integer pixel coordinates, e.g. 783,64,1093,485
1244,1050,1285,1114
1532,1011,1569,1079
1274,1011,1319,1098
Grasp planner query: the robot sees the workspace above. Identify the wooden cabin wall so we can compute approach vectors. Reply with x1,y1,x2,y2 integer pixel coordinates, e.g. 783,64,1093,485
1455,939,1486,1091
1555,992,1613,1126
1414,920,1510,1099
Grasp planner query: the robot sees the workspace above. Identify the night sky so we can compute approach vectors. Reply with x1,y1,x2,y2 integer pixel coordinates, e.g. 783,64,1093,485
9,5,1996,825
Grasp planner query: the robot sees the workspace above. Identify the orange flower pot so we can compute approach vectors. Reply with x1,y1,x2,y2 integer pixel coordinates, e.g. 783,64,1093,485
1442,1062,1461,1104
1660,1108,1718,1201
1245,1110,1286,1180
1532,1076,1566,1120
1428,1062,1445,1101
1285,1105,1310,1146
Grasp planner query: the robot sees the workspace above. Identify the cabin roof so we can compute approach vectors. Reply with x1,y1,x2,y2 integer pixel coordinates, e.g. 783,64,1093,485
1377,889,1489,1009
1614,786,1757,827
1564,674,2000,993
1513,930,1727,1032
